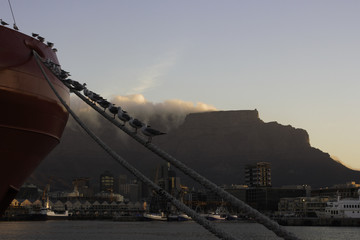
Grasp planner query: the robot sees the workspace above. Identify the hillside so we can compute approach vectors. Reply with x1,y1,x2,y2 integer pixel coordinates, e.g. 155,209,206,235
30,110,360,190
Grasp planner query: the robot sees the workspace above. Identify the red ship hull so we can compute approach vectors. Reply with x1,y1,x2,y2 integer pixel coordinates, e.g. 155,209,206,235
0,26,69,215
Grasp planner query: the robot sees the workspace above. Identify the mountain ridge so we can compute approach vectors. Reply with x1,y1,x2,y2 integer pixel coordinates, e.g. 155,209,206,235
30,109,360,190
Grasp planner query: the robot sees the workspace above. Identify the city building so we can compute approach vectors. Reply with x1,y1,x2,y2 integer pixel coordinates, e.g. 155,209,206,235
278,196,329,217
67,177,93,198
311,181,360,199
16,183,42,200
245,162,271,187
100,171,115,193
117,175,144,202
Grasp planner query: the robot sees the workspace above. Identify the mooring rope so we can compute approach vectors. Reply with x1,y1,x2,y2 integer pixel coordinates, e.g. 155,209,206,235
35,51,301,240
33,51,242,240
68,85,300,240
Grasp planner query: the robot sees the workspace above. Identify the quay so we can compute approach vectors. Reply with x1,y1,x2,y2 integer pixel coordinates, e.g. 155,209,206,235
275,217,360,226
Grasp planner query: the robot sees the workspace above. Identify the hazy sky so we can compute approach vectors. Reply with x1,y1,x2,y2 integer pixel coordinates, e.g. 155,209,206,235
1,1,359,170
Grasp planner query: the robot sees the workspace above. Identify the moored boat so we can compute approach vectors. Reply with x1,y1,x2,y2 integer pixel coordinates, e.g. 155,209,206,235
40,207,69,220
0,25,69,215
143,212,168,221
206,206,228,221
316,189,360,218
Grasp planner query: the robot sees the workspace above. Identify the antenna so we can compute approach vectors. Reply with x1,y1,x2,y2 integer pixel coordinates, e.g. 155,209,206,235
7,0,18,29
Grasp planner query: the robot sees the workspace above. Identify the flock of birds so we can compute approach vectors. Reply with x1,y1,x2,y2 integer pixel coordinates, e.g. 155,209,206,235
1,18,18,30
1,18,58,52
43,59,166,143
2,17,166,143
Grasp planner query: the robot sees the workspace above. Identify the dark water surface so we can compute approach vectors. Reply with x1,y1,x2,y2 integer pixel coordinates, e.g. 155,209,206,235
0,220,360,240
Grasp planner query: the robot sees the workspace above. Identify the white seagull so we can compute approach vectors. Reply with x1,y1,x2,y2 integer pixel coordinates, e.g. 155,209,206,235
37,36,45,42
71,81,86,91
97,99,111,111
88,92,102,103
83,87,90,97
0,19,9,26
87,91,101,104
141,124,166,143
129,118,143,133
117,108,131,126
108,104,119,118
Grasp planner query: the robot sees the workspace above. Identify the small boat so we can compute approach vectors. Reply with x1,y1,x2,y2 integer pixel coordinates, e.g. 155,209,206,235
167,212,192,221
41,207,69,220
143,212,167,221
178,213,192,221
206,206,228,221
226,214,238,221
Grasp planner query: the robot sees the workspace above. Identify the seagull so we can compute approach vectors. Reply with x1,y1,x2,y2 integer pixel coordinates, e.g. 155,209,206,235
88,92,102,103
141,124,166,143
43,58,52,67
108,104,119,118
97,99,111,111
117,108,131,125
47,41,54,48
129,118,143,133
71,81,86,91
0,19,9,26
37,36,45,42
32,33,39,38
61,78,73,85
13,23,19,30
59,70,70,79
83,87,90,97
52,48,58,53
87,91,97,103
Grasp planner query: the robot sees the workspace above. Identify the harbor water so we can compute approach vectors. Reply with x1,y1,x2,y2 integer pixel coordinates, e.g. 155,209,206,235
1,220,360,240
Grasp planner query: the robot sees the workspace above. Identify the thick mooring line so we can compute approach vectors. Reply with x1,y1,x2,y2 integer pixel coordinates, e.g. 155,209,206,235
34,51,241,240
35,51,301,240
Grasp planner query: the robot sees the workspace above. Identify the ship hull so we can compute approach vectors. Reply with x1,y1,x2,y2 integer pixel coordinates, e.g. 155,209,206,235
0,26,69,215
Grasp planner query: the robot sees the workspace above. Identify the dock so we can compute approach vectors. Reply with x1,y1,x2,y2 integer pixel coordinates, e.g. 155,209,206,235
275,217,360,226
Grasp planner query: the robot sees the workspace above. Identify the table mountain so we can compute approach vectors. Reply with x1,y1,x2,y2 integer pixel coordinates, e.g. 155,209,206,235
30,110,360,190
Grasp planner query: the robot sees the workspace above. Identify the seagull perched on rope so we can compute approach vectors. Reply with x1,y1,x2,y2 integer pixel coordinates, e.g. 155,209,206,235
108,104,119,118
117,107,131,126
71,81,86,91
61,78,73,85
83,87,90,97
129,118,143,133
59,70,70,79
88,92,102,104
141,124,166,143
0,19,9,26
97,99,111,111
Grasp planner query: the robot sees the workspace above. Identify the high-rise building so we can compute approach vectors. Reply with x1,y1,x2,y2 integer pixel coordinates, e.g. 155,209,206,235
100,171,115,193
70,177,92,197
245,162,271,187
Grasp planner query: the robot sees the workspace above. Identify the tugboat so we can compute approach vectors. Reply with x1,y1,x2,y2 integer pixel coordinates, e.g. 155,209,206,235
0,24,69,215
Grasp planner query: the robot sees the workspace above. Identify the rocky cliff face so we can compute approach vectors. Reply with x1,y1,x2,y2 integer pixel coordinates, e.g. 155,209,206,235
31,110,360,189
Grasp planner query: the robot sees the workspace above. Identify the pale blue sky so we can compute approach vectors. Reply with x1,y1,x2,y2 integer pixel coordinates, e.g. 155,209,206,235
2,1,359,170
